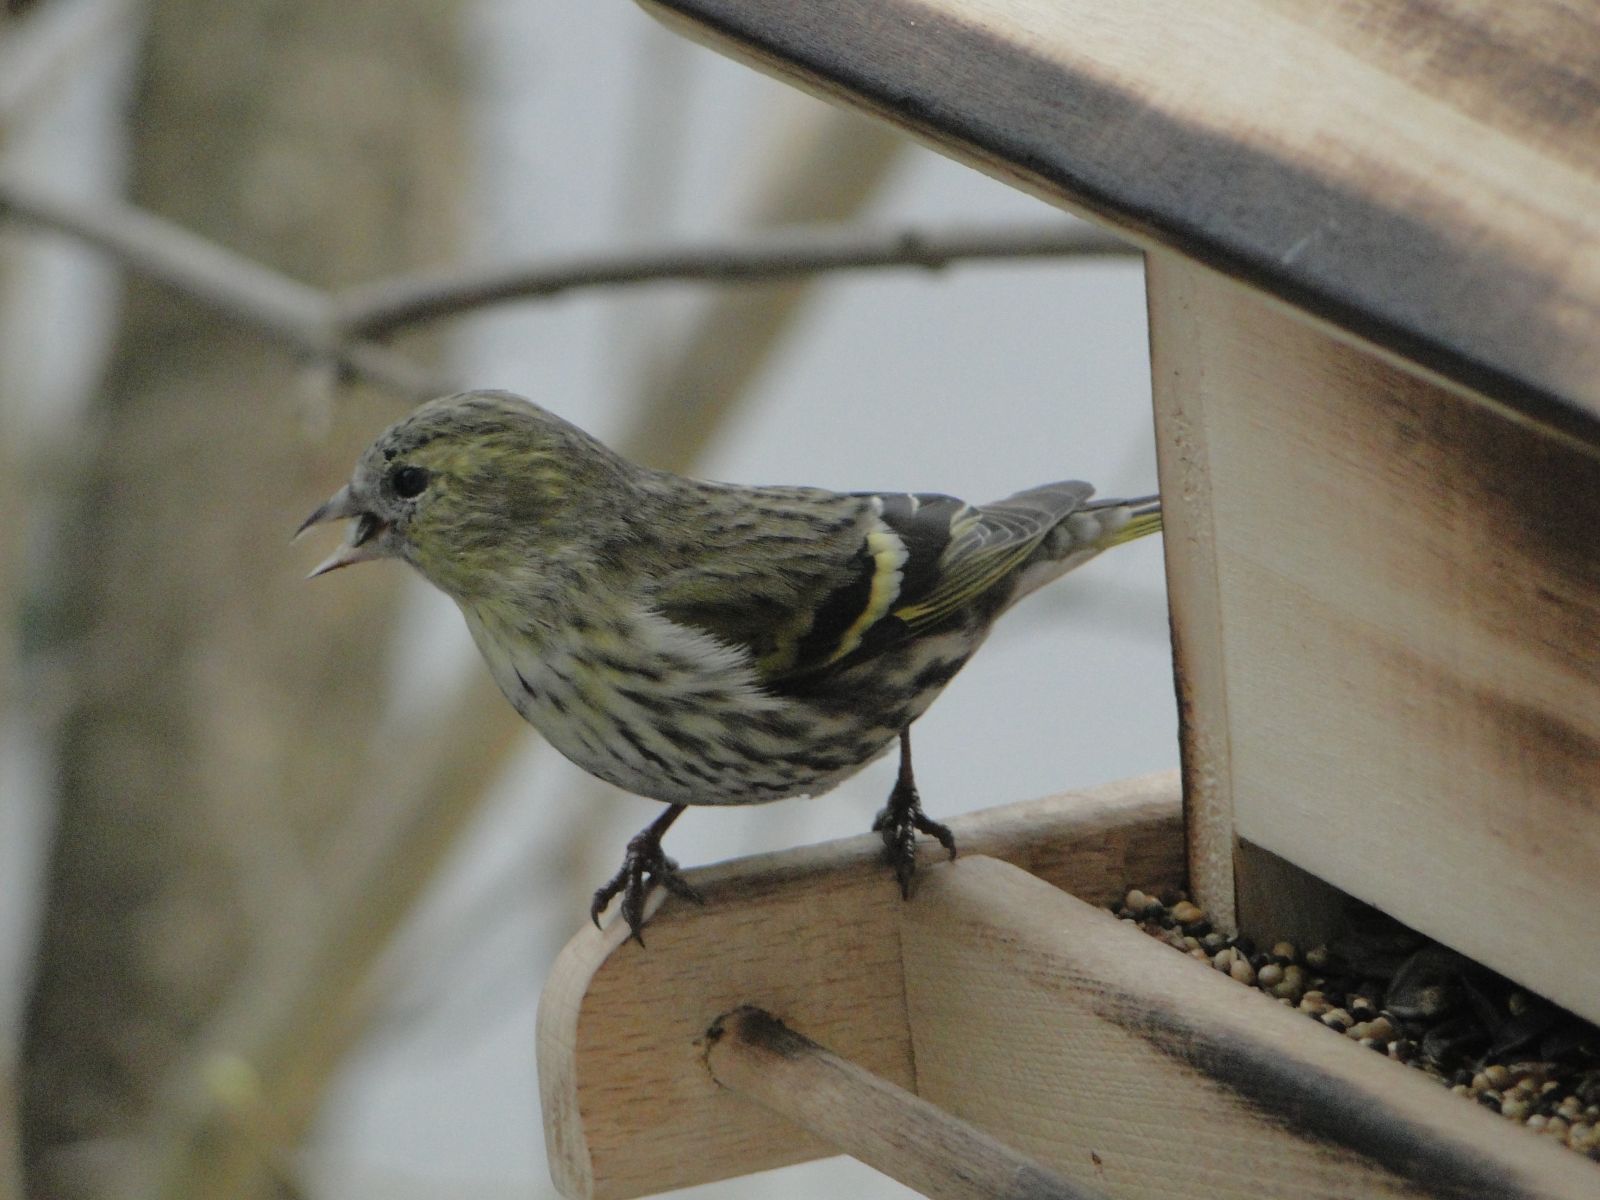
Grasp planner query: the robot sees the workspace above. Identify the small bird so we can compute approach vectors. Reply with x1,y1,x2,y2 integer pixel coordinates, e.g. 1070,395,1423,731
299,390,1160,940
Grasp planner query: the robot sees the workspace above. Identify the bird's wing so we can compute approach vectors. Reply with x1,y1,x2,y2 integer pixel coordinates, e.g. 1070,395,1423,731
654,482,1094,690
877,482,1094,636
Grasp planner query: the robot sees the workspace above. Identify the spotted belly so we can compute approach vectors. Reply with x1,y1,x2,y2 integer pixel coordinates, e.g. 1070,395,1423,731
509,657,900,805
462,603,955,807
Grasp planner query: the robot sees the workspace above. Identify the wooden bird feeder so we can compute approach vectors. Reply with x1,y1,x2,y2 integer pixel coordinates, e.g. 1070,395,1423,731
538,2,1600,1197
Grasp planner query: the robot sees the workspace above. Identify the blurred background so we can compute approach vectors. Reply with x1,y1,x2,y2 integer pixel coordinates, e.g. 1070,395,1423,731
0,0,1173,1197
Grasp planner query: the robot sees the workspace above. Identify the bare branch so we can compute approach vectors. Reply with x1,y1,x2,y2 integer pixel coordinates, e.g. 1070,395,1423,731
0,171,450,401
337,220,1136,340
1,172,1136,410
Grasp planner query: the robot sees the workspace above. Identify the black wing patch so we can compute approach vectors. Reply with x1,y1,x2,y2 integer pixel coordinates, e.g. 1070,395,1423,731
787,541,880,670
659,482,1095,694
880,483,1093,635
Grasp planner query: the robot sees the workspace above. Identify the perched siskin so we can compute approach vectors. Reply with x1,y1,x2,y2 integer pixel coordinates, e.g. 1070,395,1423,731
300,389,1161,940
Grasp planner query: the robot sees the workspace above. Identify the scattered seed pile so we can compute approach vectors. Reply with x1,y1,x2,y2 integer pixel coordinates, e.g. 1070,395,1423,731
1114,888,1600,1161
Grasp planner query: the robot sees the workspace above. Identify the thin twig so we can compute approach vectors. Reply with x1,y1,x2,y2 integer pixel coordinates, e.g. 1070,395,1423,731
0,172,1138,404
337,220,1136,339
0,171,450,400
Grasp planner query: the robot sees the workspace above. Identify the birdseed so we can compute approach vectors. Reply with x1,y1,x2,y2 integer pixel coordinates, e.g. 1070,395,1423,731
1113,888,1600,1161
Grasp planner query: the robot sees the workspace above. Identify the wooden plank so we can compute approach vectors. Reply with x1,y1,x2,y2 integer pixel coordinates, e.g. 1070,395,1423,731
902,856,1600,1200
637,0,1600,441
705,1007,1099,1200
537,773,1183,1200
1148,252,1238,931
1147,252,1600,1024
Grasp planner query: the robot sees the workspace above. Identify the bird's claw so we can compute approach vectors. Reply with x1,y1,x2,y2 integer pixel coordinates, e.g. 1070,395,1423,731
590,827,703,945
872,781,957,899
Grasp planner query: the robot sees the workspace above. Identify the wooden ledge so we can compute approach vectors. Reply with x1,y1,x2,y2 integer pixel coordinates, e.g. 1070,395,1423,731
536,772,1183,1199
536,770,1599,1198
903,858,1598,1200
538,770,1598,1198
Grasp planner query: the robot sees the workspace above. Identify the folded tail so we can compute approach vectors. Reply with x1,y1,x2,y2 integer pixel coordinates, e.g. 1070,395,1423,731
1095,494,1162,548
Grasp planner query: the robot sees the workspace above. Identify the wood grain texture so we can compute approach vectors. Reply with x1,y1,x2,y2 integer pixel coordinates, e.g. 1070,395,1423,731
638,0,1600,441
1148,251,1238,932
705,1007,1098,1200
1148,254,1600,1024
903,857,1600,1200
537,773,1183,1199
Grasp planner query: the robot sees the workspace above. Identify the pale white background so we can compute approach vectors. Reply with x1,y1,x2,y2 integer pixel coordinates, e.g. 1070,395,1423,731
1,1,1174,1196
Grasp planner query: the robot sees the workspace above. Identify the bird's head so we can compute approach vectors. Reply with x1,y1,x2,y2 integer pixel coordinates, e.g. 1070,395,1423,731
297,389,637,602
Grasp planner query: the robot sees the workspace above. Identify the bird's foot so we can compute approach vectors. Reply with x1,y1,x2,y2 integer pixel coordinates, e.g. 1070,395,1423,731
591,811,702,945
871,779,957,899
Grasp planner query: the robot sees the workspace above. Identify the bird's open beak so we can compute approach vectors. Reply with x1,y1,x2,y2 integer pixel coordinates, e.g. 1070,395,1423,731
295,485,388,577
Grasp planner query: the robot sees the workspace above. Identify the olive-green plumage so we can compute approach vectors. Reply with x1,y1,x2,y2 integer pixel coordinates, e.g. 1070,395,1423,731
301,389,1161,938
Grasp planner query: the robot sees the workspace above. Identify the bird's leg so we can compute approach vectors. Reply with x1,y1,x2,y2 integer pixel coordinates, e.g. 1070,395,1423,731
871,729,957,898
591,803,702,944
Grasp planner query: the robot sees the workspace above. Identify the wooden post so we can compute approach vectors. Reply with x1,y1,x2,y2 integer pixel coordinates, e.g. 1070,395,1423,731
1148,251,1600,1019
706,1007,1099,1200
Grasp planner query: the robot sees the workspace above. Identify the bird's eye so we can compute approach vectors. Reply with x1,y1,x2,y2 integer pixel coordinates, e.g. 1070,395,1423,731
391,465,430,499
